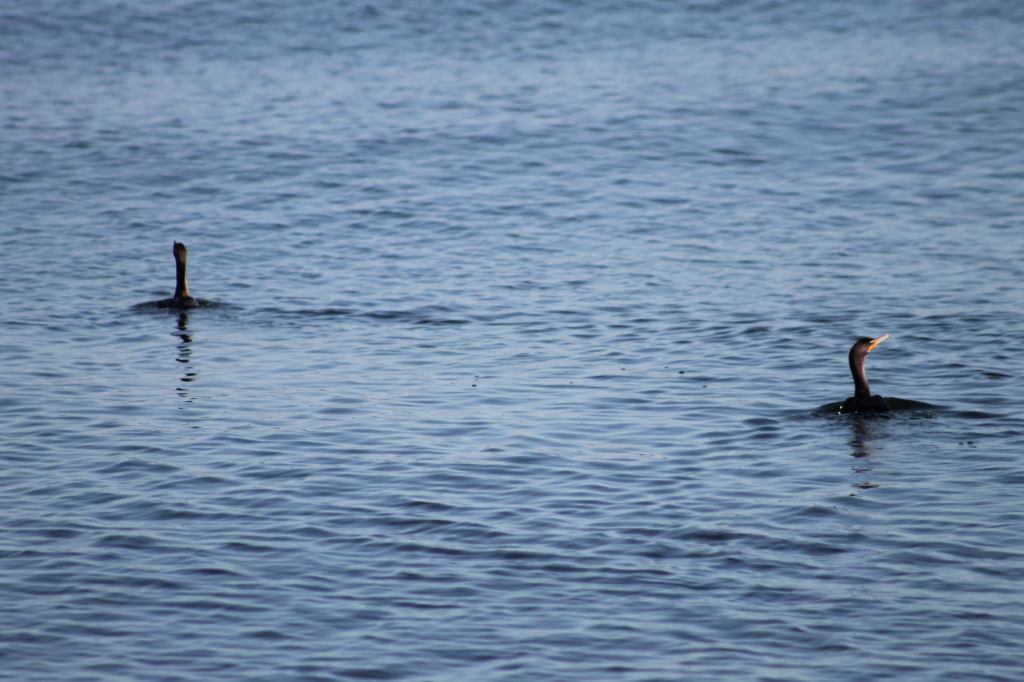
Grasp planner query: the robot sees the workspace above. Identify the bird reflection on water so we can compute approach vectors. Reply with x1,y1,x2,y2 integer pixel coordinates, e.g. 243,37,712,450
175,312,197,403
848,417,881,494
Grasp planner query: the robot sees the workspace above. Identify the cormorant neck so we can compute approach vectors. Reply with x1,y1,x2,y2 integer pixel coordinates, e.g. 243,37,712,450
174,253,190,300
849,351,871,399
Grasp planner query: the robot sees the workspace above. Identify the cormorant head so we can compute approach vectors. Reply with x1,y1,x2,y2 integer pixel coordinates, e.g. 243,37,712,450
849,333,890,362
173,241,188,262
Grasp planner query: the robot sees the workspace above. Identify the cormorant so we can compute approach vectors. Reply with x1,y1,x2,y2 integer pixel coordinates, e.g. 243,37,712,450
156,241,199,309
839,333,891,414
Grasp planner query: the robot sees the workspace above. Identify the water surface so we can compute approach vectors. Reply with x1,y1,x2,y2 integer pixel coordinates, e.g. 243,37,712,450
3,1,1024,680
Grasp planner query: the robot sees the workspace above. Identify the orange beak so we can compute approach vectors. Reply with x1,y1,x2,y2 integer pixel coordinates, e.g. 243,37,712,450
867,333,891,351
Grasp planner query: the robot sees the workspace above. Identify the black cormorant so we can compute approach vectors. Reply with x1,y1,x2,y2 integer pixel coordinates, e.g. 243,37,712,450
156,241,199,309
839,334,891,414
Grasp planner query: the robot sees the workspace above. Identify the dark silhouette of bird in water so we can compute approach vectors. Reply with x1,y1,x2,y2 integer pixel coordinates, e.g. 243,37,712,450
156,241,200,309
838,334,891,414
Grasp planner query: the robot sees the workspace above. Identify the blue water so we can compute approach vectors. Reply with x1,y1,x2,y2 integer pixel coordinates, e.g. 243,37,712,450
3,1,1024,680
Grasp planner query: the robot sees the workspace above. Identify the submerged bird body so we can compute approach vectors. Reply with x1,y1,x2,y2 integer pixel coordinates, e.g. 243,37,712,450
840,393,890,414
156,241,199,309
838,334,891,414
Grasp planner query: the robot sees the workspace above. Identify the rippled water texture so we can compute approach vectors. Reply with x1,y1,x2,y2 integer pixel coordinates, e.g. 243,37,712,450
3,1,1024,680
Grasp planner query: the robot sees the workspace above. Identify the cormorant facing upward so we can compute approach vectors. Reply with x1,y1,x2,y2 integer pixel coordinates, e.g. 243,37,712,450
839,334,891,414
157,241,199,309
